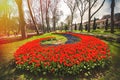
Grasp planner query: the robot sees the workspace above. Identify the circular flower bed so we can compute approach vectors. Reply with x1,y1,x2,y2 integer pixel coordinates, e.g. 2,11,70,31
14,33,111,76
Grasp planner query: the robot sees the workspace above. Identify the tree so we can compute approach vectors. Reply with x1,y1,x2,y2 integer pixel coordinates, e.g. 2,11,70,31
87,0,105,32
50,0,60,31
39,0,44,33
111,0,115,33
76,0,88,31
74,23,77,30
39,0,51,33
0,0,11,34
0,0,20,36
27,0,40,34
53,10,63,31
85,24,88,31
65,15,71,30
45,0,51,32
105,18,108,31
64,0,77,31
102,14,111,19
15,0,27,38
93,17,97,30
65,24,68,31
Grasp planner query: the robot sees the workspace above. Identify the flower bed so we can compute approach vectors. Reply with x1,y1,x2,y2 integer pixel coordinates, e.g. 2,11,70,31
14,33,111,76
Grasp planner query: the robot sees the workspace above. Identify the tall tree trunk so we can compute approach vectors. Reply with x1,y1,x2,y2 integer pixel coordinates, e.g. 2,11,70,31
88,0,105,32
105,19,108,31
80,16,83,31
111,0,115,33
27,0,40,35
88,1,91,32
74,23,77,30
46,15,50,32
15,0,27,38
40,0,45,33
46,1,50,32
53,16,56,31
4,11,7,35
71,13,74,32
93,17,97,30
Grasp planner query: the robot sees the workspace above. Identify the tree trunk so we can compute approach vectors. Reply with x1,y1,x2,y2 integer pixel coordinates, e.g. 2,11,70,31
15,0,27,38
111,0,115,33
74,23,77,30
27,0,40,35
40,0,45,33
45,1,50,33
93,17,97,30
80,16,83,31
71,14,74,32
46,15,50,32
88,1,91,32
53,16,56,31
88,0,105,32
105,19,108,31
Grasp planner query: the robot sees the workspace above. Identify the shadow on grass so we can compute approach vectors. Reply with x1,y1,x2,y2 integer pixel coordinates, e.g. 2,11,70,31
0,59,110,80
104,55,120,80
103,42,120,80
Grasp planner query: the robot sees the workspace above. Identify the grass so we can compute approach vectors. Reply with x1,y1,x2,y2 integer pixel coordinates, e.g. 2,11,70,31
99,41,120,80
0,33,67,64
73,29,120,38
0,31,120,80
73,29,120,80
41,34,67,45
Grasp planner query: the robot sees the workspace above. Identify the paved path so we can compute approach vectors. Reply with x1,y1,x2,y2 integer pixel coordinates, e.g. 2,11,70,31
42,33,80,46
0,32,38,39
0,33,39,44
62,34,80,44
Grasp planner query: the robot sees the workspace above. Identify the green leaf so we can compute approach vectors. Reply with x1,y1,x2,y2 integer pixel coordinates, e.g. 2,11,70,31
43,72,46,75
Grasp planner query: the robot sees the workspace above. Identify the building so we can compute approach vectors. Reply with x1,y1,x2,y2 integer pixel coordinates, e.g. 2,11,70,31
82,13,120,29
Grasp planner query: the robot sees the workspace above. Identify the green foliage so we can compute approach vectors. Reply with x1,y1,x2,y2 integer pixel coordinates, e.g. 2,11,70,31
16,59,111,76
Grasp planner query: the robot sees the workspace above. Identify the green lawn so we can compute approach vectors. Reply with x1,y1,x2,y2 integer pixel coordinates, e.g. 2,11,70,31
74,29,120,37
102,41,120,80
0,32,120,80
0,33,67,64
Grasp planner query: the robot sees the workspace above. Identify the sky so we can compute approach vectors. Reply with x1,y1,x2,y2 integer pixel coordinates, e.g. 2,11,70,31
59,0,120,23
0,0,120,24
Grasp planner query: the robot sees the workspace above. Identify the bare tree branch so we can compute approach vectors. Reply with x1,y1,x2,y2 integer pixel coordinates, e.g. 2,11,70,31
76,0,88,31
90,0,105,18
64,0,77,31
27,0,40,34
90,0,98,9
